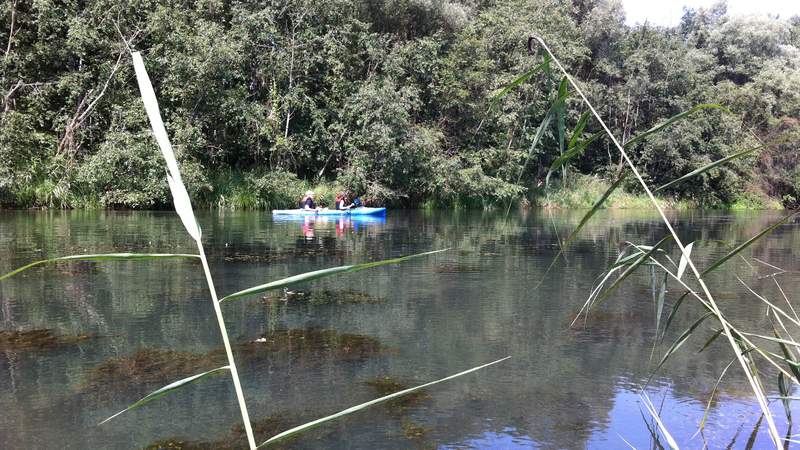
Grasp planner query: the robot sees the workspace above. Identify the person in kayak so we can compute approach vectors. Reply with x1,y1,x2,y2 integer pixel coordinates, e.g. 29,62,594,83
300,190,316,210
335,192,354,210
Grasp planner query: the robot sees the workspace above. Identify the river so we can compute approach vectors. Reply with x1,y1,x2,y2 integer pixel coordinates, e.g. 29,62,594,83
1,209,798,449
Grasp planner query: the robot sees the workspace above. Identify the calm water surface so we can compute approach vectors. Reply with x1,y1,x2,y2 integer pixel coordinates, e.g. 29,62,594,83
1,209,799,449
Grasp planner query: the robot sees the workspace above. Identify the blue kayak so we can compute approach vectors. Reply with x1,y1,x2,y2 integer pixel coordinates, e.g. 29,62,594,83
271,207,386,216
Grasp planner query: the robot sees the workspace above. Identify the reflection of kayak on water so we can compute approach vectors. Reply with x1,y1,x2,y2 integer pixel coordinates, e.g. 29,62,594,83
272,212,386,226
274,209,386,238
271,207,386,216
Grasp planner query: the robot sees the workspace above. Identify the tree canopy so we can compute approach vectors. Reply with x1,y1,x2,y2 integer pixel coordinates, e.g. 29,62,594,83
1,0,798,209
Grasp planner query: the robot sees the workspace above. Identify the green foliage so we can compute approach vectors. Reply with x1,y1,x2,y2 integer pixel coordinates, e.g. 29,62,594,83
1,0,798,209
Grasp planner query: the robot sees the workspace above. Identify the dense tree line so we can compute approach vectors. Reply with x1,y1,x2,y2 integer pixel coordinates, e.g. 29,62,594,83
1,0,798,209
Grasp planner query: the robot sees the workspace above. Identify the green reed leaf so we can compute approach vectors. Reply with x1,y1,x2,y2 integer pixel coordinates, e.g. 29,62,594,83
774,327,800,383
661,290,692,342
257,357,510,448
655,144,768,193
697,359,736,436
779,373,792,421
565,171,629,250
0,253,201,281
623,103,728,149
99,366,229,425
655,271,668,335
548,131,603,174
698,328,724,353
490,56,550,104
568,111,591,150
657,312,714,370
701,211,798,277
533,171,629,291
592,236,673,308
220,249,448,303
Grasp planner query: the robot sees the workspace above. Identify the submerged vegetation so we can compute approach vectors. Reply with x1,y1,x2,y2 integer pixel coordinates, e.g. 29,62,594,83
261,289,384,305
0,328,94,351
365,376,432,413
145,414,303,450
1,0,798,209
85,328,389,391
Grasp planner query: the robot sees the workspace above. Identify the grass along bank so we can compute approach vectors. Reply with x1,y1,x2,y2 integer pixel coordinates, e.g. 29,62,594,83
535,174,784,210
2,170,785,211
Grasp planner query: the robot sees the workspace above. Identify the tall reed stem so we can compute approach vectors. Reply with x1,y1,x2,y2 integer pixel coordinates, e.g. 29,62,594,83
130,51,257,449
198,243,256,449
528,35,783,448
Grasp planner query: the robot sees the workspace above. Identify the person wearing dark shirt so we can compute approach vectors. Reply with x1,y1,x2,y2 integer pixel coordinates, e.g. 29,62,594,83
300,190,316,210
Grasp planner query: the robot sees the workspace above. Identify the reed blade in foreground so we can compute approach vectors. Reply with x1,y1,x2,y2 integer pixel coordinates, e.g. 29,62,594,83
219,249,448,303
257,357,510,448
639,391,679,450
0,253,200,281
655,142,772,193
490,56,550,105
132,51,201,241
623,103,727,150
99,366,230,425
701,211,798,276
591,236,673,309
133,50,257,448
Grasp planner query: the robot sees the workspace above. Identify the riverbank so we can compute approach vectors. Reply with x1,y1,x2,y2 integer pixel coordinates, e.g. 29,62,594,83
1,171,785,211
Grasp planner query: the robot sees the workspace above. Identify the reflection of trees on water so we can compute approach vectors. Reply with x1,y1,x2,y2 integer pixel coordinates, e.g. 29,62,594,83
0,210,797,448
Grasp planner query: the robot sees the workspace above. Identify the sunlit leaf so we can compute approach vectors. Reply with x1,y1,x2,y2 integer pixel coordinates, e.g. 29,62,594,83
131,52,182,185
99,366,229,425
167,174,202,241
0,253,200,281
257,357,510,448
701,211,798,276
132,51,201,241
623,104,728,149
490,56,550,104
220,249,448,303
655,143,771,193
640,391,679,450
676,242,694,280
